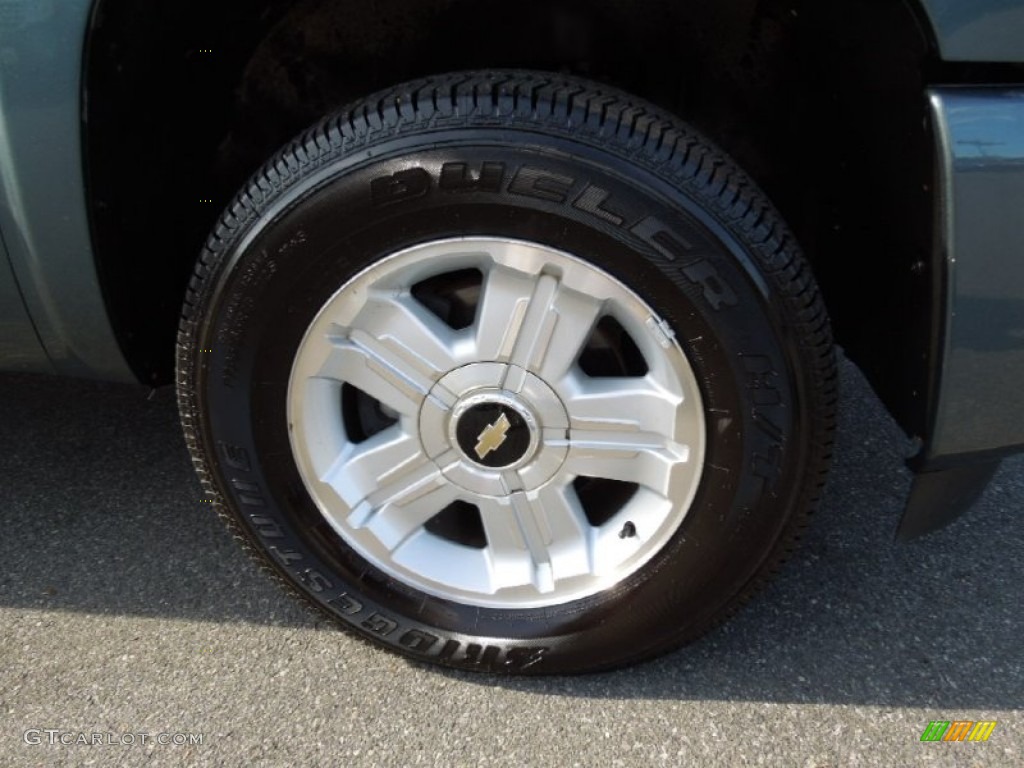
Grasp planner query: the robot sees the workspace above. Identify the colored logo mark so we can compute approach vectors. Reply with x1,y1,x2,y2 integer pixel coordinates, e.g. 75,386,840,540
920,720,997,742
474,413,511,460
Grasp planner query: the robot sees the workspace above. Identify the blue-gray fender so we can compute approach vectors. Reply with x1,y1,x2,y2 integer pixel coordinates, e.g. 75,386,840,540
919,0,1024,61
0,230,48,370
0,0,132,381
895,87,1024,537
926,88,1024,462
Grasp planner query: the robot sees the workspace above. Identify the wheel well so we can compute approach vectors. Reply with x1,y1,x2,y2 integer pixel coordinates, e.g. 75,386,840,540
86,0,937,438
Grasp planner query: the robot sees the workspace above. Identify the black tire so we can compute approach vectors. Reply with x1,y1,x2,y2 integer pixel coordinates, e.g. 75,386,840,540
176,70,836,674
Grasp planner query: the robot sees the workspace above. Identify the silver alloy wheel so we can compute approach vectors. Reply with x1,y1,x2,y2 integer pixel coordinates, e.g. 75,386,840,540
287,238,706,609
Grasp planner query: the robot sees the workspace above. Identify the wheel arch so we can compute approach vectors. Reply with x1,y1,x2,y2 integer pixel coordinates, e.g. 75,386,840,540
85,0,941,443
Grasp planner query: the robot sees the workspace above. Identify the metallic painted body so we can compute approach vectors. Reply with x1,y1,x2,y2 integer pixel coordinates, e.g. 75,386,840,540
897,460,1001,538
928,88,1024,460
919,0,1024,62
0,0,131,380
0,230,49,370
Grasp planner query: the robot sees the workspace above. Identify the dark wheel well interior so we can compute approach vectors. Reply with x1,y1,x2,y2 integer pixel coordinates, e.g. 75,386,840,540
84,0,999,441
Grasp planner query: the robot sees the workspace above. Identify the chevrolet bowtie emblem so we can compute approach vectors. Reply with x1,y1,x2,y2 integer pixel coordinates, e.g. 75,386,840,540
474,413,512,460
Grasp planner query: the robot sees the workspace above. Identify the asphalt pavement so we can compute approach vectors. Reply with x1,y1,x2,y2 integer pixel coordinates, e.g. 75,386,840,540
1,355,1021,767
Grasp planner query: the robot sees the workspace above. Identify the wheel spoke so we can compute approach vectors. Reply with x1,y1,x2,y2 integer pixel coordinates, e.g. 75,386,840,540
474,265,540,363
530,285,604,385
478,486,591,593
320,321,455,418
475,265,603,389
561,374,683,434
559,429,688,497
346,455,460,553
557,375,696,495
358,292,462,376
320,426,424,507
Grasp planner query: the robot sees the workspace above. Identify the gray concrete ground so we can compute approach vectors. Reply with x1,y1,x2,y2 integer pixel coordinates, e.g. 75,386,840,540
1,356,1021,767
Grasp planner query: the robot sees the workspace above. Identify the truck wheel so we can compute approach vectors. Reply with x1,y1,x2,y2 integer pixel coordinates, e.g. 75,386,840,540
177,71,835,673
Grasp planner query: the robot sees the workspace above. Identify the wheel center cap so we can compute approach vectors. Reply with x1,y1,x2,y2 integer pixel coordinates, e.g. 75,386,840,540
452,393,536,469
420,362,569,495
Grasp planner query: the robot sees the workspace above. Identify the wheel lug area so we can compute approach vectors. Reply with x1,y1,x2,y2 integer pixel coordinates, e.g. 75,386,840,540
419,363,569,496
